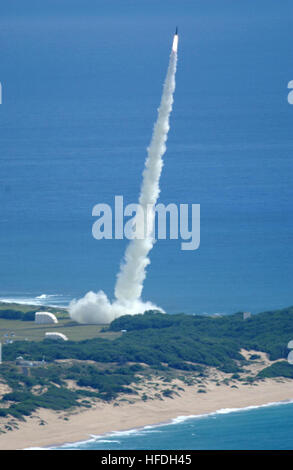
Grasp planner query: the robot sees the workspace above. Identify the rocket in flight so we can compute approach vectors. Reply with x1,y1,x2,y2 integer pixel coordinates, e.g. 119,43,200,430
172,27,179,53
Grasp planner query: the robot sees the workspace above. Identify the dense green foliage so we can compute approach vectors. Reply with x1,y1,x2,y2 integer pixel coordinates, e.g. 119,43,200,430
258,361,293,379
1,386,81,419
110,307,293,361
0,309,36,321
3,307,293,373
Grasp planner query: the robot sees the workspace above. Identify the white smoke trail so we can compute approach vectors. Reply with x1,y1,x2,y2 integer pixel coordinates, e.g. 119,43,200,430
69,36,178,324
114,50,177,302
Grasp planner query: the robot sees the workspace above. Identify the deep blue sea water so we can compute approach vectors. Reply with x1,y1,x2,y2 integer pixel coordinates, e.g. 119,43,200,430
51,402,293,450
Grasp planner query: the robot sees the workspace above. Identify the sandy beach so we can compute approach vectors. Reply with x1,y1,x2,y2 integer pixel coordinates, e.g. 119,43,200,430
0,376,292,450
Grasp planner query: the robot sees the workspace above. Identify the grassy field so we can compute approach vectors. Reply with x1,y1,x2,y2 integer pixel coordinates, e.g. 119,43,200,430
0,319,121,342
0,302,121,342
0,301,64,314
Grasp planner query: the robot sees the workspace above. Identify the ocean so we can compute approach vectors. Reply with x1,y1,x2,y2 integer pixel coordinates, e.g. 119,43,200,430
52,401,293,450
1,0,292,315
1,0,293,450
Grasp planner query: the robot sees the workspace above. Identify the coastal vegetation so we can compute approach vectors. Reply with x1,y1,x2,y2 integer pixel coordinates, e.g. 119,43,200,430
0,309,36,322
0,362,141,420
257,361,293,379
0,305,292,423
3,307,292,367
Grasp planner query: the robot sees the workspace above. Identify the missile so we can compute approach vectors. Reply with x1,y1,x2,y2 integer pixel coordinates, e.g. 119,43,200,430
172,27,179,53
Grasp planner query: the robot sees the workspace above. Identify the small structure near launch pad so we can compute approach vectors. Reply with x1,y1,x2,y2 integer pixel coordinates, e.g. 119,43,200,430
35,312,58,324
243,311,252,321
45,332,68,341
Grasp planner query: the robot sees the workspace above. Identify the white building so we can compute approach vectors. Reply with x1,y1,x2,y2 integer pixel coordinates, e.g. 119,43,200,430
243,312,251,320
35,312,58,324
45,332,68,341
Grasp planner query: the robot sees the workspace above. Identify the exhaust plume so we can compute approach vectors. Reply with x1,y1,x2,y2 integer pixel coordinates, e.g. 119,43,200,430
70,33,178,324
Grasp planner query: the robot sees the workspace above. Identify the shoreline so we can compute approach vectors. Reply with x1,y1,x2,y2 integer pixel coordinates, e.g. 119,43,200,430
0,377,292,450
51,396,293,450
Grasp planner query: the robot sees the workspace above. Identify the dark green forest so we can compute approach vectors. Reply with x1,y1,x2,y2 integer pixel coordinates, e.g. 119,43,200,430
4,306,293,370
